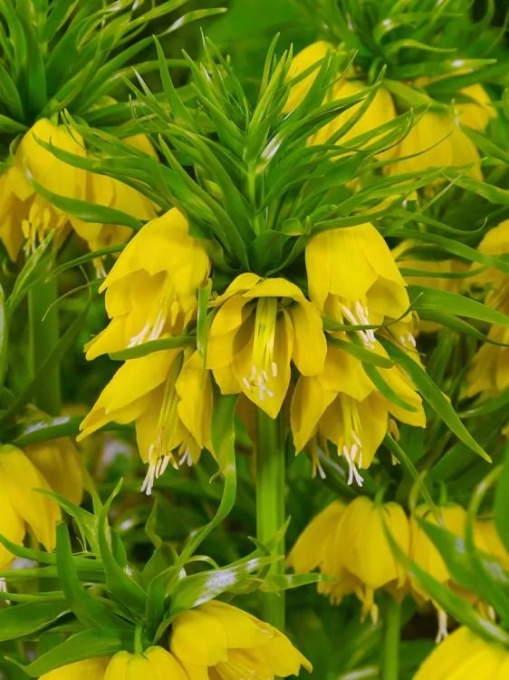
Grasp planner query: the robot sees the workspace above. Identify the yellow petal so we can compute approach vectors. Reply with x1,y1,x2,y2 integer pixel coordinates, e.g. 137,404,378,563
0,445,60,551
455,84,495,132
388,111,453,175
290,376,336,453
289,299,327,376
144,647,189,680
171,609,229,666
176,352,213,451
25,438,84,505
40,657,109,680
0,493,25,569
287,500,345,573
199,601,274,650
284,41,333,112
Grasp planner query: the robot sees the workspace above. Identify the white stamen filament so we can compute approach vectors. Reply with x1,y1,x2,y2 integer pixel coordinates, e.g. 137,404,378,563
435,609,449,643
341,302,376,348
342,445,364,487
141,454,172,495
243,298,279,402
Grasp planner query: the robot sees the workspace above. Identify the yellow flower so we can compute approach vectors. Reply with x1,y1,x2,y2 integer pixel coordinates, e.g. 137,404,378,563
170,599,312,678
466,221,509,398
289,497,410,621
475,518,509,569
70,134,157,254
414,626,509,680
310,79,397,160
85,208,210,360
393,240,468,333
40,658,110,680
454,83,496,132
40,648,188,680
78,348,213,493
206,273,327,418
290,340,425,482
306,223,410,333
387,110,482,180
287,500,346,573
0,118,86,260
284,41,333,112
24,437,84,506
104,647,188,679
0,444,61,569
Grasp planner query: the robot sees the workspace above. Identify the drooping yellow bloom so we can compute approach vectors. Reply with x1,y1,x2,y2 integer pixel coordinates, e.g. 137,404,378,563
414,626,509,680
40,648,188,680
289,496,410,621
306,223,411,332
285,43,397,159
24,437,84,506
70,134,157,254
454,83,496,132
467,221,509,398
284,41,333,112
206,273,327,418
409,504,468,603
393,240,468,333
0,444,61,569
0,118,86,259
310,79,397,159
475,518,509,569
104,647,188,679
78,348,213,493
85,208,210,360
386,110,482,180
39,657,110,680
170,599,312,678
290,340,425,481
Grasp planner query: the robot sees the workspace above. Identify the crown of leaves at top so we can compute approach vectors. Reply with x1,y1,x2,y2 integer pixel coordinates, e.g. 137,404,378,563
0,0,225,145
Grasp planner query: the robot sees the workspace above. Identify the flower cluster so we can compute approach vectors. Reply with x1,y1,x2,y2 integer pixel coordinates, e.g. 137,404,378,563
40,600,311,680
288,496,507,632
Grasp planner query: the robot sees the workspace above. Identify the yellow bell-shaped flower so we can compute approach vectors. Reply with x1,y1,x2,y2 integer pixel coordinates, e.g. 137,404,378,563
0,118,86,260
170,599,312,679
414,626,509,680
310,79,397,160
0,444,61,569
40,657,110,680
104,647,188,679
290,340,425,482
305,223,410,332
206,273,327,419
70,134,157,254
24,437,84,506
387,110,482,180
284,41,333,112
454,83,496,132
289,497,410,621
78,348,213,493
85,208,210,360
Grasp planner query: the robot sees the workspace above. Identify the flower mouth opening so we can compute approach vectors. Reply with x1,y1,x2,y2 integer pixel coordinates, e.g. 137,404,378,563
341,300,376,348
242,298,279,402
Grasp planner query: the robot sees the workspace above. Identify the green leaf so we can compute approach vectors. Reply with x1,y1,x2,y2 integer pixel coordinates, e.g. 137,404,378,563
10,415,83,447
108,336,194,361
55,523,120,629
380,338,490,462
7,232,54,312
97,483,147,616
385,521,509,647
0,602,67,642
495,450,509,555
22,628,133,677
28,174,143,230
408,286,509,327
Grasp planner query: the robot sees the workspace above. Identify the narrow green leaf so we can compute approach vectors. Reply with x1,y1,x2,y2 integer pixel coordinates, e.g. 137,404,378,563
0,602,67,642
380,338,490,462
108,336,194,361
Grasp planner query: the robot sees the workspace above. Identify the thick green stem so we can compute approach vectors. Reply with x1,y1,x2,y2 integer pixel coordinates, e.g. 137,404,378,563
381,597,402,680
256,410,285,632
28,271,61,415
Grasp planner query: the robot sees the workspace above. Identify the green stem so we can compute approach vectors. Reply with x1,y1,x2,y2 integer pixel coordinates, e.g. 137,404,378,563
256,410,285,632
28,267,61,415
381,597,402,680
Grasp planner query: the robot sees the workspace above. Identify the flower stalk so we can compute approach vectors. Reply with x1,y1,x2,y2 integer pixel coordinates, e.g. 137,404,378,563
256,409,286,633
28,260,60,416
381,596,402,680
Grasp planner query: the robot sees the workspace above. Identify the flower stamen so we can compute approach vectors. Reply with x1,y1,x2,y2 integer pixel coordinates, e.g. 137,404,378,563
243,298,279,401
